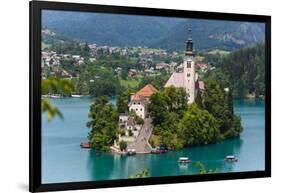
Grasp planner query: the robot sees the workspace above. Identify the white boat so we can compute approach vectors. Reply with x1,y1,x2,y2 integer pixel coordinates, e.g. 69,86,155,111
224,155,238,162
41,94,50,98
71,94,83,98
178,157,191,163
50,95,61,98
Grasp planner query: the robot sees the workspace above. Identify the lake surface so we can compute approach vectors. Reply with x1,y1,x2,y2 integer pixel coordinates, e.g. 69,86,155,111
42,98,265,183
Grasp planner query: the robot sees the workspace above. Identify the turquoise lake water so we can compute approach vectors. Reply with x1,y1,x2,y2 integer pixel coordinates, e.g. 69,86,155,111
42,98,265,183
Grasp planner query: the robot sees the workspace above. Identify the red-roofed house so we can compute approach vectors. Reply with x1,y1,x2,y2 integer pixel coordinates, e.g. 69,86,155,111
197,63,207,72
129,84,157,119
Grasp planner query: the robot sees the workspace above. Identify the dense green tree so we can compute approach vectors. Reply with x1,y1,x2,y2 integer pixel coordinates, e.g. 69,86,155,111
137,74,169,90
80,66,121,97
178,104,221,146
119,140,127,151
157,112,184,149
87,96,119,151
116,87,135,113
195,89,204,109
148,87,189,149
202,76,243,137
203,78,231,133
204,43,265,98
148,86,188,127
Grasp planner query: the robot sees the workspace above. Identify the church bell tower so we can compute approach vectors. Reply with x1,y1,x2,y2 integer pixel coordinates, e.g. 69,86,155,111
183,28,196,103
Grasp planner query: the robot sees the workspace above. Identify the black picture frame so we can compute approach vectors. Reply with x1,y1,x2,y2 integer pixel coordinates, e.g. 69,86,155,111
29,1,271,192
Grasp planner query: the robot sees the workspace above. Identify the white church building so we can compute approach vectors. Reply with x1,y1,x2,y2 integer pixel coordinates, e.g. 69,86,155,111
165,28,204,103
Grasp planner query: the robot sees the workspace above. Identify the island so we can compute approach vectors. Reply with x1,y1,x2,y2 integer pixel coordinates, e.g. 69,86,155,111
85,29,243,154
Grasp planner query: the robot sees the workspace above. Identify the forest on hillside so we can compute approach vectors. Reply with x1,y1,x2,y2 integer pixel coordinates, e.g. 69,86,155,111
204,43,265,98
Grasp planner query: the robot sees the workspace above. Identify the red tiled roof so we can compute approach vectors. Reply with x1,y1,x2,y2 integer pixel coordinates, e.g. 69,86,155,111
131,94,142,101
136,84,158,97
198,63,207,69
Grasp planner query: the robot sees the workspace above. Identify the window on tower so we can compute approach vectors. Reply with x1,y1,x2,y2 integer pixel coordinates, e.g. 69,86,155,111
187,62,191,68
187,73,190,77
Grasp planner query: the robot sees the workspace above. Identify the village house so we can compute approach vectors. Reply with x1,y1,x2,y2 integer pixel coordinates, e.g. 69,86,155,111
117,84,157,141
155,62,169,71
129,84,158,119
114,84,157,153
197,63,208,72
41,51,60,67
128,69,137,77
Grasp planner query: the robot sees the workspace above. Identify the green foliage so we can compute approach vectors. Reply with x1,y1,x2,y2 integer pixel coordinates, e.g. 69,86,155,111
148,87,189,149
43,13,264,51
202,77,243,137
50,41,90,57
89,78,120,97
77,64,121,97
138,74,169,90
129,110,144,125
119,140,127,151
129,169,149,179
116,88,135,113
195,89,204,109
148,86,188,127
204,43,265,98
41,77,74,95
178,104,220,146
41,77,74,122
135,117,144,125
128,129,133,137
87,96,119,151
119,129,125,136
149,82,242,148
157,113,184,149
41,99,63,122
194,161,218,174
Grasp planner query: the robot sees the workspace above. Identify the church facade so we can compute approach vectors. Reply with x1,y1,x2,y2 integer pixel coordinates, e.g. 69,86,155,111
165,29,204,103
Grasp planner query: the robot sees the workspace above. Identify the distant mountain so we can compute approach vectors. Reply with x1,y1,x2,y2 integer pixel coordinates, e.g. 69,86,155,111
42,27,70,44
42,10,265,51
156,19,265,51
42,10,183,47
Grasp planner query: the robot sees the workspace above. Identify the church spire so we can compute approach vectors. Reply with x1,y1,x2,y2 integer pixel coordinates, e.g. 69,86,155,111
185,27,194,56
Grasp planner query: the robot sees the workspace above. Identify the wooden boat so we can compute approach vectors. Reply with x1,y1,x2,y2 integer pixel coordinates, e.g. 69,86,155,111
224,155,238,162
178,157,192,164
80,142,91,148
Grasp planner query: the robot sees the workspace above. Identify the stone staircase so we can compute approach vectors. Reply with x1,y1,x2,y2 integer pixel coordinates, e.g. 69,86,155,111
127,118,153,154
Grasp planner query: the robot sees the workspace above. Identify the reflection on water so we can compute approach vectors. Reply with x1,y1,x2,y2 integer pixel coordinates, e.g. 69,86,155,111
42,98,265,183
